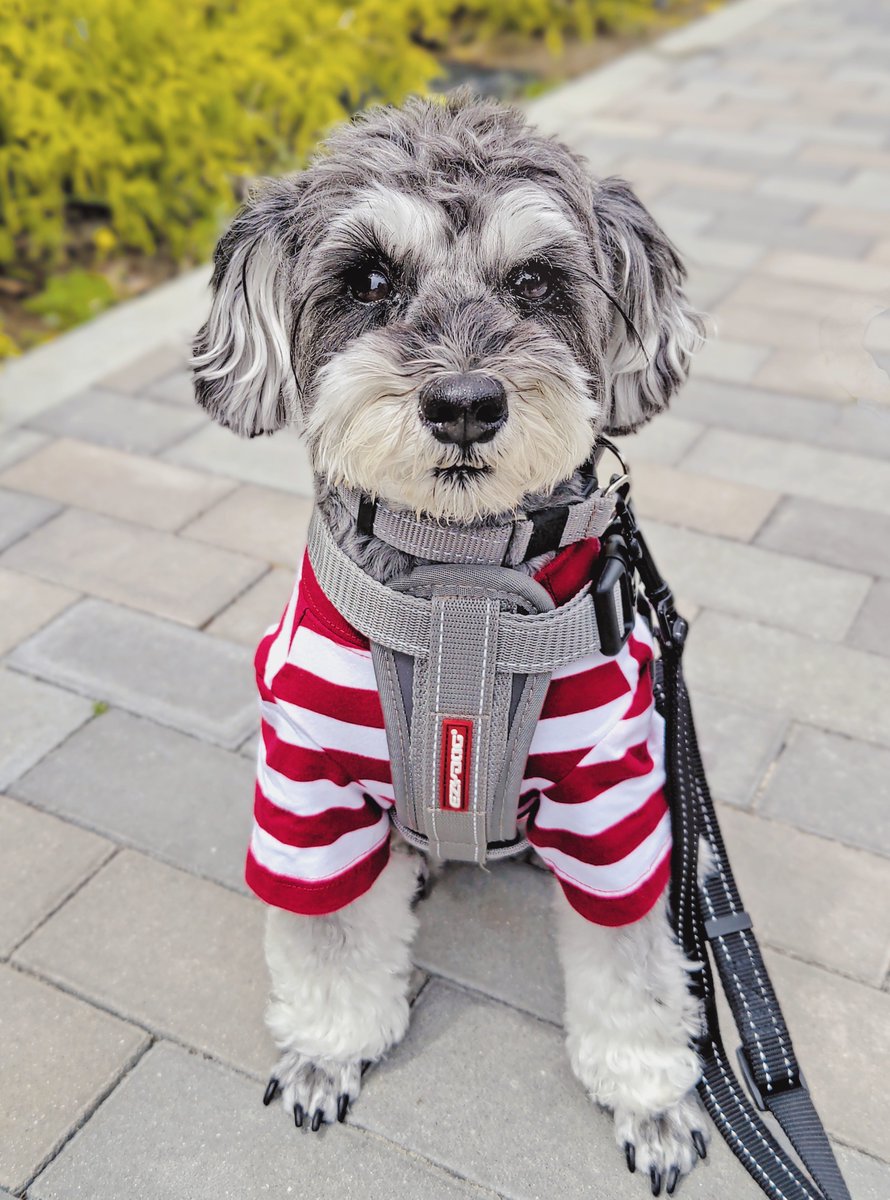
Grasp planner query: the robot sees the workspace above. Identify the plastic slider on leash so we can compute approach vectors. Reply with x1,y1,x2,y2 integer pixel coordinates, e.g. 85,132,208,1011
309,442,851,1200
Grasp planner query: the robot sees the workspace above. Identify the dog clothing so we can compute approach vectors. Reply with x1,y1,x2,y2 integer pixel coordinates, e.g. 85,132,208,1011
246,537,671,925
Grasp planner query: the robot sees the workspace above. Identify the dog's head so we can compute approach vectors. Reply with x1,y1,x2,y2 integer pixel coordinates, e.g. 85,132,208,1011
193,93,704,521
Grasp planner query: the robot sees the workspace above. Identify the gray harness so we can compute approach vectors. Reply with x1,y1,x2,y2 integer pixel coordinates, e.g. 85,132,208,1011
307,466,626,864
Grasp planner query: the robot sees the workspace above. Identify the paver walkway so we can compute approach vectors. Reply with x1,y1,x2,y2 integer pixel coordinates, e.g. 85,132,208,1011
1,0,889,1196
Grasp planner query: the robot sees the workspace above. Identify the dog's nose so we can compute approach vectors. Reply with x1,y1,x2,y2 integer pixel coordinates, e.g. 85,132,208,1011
419,374,507,447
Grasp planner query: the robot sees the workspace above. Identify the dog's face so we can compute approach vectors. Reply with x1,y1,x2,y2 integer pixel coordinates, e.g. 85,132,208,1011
193,94,703,521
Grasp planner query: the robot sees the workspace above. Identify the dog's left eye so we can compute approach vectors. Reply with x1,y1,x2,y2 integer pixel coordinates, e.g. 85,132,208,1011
507,260,554,303
347,265,392,304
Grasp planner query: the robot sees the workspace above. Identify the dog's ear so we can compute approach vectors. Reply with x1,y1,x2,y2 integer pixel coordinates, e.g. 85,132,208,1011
192,179,303,437
593,177,705,435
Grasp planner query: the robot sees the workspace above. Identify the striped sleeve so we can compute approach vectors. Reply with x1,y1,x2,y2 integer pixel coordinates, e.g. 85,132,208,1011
525,614,671,927
244,559,393,916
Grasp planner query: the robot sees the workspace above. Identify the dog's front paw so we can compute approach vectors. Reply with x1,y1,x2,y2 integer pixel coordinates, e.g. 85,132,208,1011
614,1090,709,1196
263,1049,362,1131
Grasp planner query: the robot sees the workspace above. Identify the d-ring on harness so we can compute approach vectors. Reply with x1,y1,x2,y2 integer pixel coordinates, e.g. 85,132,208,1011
308,443,850,1200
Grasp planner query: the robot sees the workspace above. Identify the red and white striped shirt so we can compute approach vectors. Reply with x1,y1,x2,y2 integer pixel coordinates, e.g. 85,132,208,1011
246,538,671,926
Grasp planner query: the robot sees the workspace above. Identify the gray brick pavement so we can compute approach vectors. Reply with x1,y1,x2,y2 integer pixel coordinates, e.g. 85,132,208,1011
1,0,888,1195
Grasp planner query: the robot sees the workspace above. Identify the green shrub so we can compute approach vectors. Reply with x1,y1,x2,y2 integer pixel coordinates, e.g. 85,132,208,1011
0,0,699,280
24,268,117,330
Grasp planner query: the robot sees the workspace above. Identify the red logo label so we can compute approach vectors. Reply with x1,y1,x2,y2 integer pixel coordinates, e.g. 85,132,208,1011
439,719,473,812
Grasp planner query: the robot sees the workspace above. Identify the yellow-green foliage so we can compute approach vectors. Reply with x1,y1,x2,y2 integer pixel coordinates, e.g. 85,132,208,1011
0,0,697,278
0,0,443,271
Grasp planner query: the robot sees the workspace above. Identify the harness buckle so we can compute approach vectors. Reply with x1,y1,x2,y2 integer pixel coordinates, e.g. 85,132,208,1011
592,533,637,656
735,1045,807,1113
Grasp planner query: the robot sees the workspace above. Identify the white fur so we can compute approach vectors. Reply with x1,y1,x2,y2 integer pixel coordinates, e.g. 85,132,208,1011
556,888,709,1173
306,329,599,522
191,237,296,437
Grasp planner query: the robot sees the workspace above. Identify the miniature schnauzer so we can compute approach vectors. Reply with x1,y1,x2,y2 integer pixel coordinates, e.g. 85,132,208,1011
193,93,708,1195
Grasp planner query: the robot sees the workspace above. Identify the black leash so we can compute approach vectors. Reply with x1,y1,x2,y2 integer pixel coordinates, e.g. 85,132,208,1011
608,494,851,1200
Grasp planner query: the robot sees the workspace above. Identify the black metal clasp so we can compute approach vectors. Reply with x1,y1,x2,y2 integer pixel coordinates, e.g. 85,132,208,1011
592,532,636,656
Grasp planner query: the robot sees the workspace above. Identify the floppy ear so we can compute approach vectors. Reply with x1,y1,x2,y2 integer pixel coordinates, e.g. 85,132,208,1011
593,177,705,435
192,180,302,437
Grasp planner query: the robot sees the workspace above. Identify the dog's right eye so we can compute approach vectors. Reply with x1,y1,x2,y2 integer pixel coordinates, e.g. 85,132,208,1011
347,265,392,304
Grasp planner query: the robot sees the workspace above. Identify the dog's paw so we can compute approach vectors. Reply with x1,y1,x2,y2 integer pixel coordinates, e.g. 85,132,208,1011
263,1050,362,1132
613,1090,709,1196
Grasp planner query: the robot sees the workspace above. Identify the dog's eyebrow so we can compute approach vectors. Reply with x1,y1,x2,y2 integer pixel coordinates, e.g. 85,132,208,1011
477,184,585,267
328,184,447,262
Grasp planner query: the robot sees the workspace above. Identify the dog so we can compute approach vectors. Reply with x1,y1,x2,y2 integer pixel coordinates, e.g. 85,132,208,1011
193,92,708,1196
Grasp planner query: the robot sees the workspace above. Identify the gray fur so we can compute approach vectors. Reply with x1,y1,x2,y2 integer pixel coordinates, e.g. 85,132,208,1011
192,92,704,578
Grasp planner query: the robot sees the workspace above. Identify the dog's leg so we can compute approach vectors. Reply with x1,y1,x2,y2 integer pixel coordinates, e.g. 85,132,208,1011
263,843,421,1129
556,890,709,1194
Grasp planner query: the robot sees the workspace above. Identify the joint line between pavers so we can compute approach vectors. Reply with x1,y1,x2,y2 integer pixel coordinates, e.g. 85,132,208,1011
348,1122,513,1200
198,562,275,632
16,1032,155,1197
5,844,121,961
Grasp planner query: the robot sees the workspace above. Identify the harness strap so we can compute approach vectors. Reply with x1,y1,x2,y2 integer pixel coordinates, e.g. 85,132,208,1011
338,476,617,567
307,509,612,670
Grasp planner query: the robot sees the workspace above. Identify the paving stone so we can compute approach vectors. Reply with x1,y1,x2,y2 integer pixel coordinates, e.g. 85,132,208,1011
683,266,740,310
360,980,765,1199
704,216,872,259
13,709,254,891
0,438,233,532
28,1042,493,1200
689,691,788,808
711,303,830,353
206,568,294,647
807,204,890,236
629,460,779,540
0,965,148,1194
181,483,312,568
762,950,890,1160
413,860,563,1024
0,428,47,472
28,388,204,454
681,428,890,518
2,508,266,628
99,343,186,394
14,851,271,1077
673,233,765,272
645,520,871,639
758,723,890,855
717,806,890,985
0,569,76,658
142,368,198,407
655,185,812,226
835,1146,890,1200
846,579,890,659
689,337,770,383
753,347,882,404
611,414,703,467
163,424,314,496
756,496,890,579
7,599,255,749
0,795,112,956
684,610,890,750
0,487,58,551
0,667,93,791
673,377,839,446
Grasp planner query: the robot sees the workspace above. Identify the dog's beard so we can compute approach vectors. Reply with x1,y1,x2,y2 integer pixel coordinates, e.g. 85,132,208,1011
305,329,603,522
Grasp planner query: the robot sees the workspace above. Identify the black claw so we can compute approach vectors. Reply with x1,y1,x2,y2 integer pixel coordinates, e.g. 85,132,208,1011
692,1131,707,1161
311,1108,323,1132
293,1103,304,1129
337,1094,349,1123
666,1166,680,1196
263,1077,279,1107
625,1142,636,1174
650,1166,663,1197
